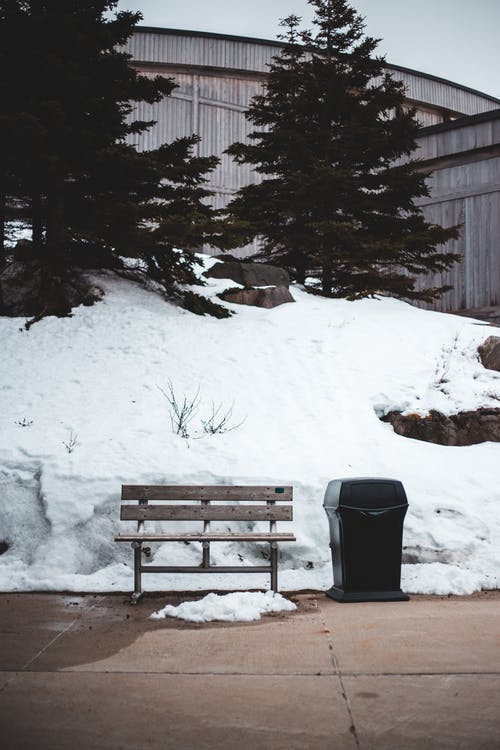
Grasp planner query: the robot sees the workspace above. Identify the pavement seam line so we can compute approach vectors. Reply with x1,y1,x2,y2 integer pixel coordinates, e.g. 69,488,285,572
338,671,500,677
2,669,498,677
21,595,105,671
317,598,361,750
0,669,350,679
21,616,80,671
0,614,84,696
0,674,18,695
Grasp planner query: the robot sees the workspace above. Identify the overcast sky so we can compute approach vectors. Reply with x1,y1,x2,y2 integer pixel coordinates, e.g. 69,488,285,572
116,0,500,100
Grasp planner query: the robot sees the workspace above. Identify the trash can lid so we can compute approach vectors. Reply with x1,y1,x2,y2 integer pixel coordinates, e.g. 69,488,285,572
323,478,408,510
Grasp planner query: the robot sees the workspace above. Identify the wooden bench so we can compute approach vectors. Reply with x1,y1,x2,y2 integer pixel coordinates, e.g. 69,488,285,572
115,485,296,601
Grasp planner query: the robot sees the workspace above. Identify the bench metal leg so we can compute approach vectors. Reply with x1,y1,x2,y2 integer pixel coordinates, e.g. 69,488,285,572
202,541,210,568
270,542,278,593
132,541,142,603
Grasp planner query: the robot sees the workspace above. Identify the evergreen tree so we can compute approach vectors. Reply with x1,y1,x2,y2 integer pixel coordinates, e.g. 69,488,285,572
225,0,460,300
0,1,221,319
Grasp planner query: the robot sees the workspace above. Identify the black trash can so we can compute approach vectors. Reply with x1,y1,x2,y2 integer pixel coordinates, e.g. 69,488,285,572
323,477,409,602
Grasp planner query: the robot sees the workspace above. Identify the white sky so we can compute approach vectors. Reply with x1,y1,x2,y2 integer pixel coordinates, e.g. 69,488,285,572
116,0,500,100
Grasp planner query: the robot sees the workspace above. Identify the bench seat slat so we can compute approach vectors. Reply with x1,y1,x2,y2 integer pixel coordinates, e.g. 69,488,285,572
139,566,274,574
120,504,292,522
115,532,296,542
121,485,293,502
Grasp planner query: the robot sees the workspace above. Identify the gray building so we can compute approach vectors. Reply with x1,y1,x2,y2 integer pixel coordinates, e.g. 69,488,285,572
125,27,500,312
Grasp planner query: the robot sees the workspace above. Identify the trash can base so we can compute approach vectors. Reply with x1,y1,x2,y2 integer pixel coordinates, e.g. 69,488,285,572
326,586,409,603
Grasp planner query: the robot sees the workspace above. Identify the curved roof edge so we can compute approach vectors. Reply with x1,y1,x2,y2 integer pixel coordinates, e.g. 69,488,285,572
136,25,283,48
387,62,500,106
418,107,500,136
135,25,500,106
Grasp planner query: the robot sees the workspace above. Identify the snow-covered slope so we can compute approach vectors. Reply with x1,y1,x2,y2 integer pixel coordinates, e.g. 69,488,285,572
1,257,499,595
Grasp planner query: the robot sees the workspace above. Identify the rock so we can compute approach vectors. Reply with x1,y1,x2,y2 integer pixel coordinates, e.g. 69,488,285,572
219,285,295,309
205,260,290,288
205,258,294,310
382,408,500,446
478,336,500,372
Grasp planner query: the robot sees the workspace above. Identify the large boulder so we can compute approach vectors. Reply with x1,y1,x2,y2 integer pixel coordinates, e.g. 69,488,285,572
219,285,294,309
478,336,500,372
205,259,290,288
382,408,500,446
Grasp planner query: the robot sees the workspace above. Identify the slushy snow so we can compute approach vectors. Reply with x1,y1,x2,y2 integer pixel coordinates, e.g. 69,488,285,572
0,254,499,596
150,590,297,622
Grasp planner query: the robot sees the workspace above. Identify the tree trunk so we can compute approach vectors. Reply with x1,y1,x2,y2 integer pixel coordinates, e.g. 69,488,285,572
47,181,65,257
295,257,306,285
32,191,43,247
0,190,5,265
321,255,333,295
0,191,5,313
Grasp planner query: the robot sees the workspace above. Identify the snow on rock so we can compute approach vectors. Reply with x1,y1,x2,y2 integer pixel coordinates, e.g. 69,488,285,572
0,256,499,595
150,590,297,622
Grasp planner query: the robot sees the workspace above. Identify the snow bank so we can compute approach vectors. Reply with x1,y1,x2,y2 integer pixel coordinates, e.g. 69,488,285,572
0,256,499,595
150,590,297,622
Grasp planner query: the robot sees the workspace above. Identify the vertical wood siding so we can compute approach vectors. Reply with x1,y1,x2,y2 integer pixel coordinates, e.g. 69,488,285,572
414,148,500,311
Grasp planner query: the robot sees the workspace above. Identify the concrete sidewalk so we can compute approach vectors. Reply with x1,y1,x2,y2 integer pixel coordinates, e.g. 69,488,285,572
0,592,499,749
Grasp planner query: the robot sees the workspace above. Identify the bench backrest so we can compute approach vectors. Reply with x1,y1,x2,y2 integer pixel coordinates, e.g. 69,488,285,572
120,485,293,523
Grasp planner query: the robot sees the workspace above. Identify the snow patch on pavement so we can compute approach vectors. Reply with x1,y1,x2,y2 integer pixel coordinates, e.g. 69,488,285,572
150,590,297,622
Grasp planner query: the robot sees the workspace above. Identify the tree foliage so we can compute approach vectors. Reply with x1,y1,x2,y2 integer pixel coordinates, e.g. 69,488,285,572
224,0,460,300
0,1,221,319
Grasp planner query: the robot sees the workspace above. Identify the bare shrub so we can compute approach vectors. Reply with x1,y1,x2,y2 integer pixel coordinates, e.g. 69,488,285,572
433,330,461,386
201,402,246,435
159,381,200,439
63,430,79,453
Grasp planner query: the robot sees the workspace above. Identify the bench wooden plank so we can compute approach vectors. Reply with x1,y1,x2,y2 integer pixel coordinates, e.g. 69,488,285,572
121,485,293,502
120,504,293,522
115,532,296,542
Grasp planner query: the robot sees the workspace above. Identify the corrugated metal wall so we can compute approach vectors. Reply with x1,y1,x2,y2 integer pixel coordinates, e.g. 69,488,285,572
129,67,263,205
413,116,500,311
125,29,500,309
127,30,499,117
